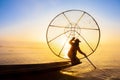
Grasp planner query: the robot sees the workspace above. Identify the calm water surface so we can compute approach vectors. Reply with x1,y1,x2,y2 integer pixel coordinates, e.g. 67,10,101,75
0,41,120,80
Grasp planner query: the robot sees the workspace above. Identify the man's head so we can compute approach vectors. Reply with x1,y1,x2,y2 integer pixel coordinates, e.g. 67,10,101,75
75,39,81,43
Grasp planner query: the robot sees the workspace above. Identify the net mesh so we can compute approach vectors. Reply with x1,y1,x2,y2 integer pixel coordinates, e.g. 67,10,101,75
46,10,100,59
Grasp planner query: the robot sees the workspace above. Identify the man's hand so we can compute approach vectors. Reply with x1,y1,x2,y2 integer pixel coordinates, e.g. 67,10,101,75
71,37,75,40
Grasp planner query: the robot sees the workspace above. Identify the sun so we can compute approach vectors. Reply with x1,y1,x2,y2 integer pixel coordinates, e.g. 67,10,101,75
62,42,71,58
57,37,71,59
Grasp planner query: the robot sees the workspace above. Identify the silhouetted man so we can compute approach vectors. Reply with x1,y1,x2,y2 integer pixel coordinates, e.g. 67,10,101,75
68,37,86,65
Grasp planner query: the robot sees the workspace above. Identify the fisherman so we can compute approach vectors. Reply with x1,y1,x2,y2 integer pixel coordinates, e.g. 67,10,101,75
68,37,87,65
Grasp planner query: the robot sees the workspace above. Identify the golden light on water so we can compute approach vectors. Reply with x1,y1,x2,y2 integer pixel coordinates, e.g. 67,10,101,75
55,37,70,59
61,42,70,59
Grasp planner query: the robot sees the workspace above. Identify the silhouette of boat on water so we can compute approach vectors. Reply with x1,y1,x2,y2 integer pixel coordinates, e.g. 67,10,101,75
0,61,71,76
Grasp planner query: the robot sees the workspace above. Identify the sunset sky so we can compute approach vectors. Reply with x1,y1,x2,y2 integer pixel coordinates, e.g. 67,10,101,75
0,0,120,45
0,0,120,64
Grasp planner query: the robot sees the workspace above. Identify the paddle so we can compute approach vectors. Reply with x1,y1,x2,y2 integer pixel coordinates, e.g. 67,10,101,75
84,55,97,69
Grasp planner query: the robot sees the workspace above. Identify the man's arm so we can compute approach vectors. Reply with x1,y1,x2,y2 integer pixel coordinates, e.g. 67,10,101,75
69,37,75,45
77,47,87,57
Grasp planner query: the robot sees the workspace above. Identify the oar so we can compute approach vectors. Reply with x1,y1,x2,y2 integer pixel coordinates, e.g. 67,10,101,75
85,56,97,69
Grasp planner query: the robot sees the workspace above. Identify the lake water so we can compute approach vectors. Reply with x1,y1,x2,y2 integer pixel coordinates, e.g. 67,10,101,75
0,43,64,65
0,41,120,80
